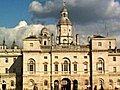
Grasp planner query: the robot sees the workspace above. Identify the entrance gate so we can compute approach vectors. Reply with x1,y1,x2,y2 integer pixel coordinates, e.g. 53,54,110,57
61,78,71,90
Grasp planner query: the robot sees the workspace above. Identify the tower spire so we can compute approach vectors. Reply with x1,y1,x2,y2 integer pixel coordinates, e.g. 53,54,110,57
56,1,73,45
63,0,66,7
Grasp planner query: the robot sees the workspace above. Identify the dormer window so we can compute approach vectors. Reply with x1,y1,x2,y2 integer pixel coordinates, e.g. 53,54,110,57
30,43,33,47
98,42,102,46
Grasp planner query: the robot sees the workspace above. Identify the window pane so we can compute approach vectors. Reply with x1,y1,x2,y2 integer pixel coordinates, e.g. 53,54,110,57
74,64,77,71
64,61,68,71
44,65,47,71
55,64,58,71
30,65,33,71
113,57,116,61
44,80,48,86
113,67,116,73
30,43,33,47
44,56,47,59
74,56,77,59
98,42,102,46
109,79,113,85
55,56,58,59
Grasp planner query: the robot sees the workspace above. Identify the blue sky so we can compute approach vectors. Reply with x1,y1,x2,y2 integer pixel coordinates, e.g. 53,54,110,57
0,0,32,27
0,0,46,27
0,0,120,27
1,0,120,47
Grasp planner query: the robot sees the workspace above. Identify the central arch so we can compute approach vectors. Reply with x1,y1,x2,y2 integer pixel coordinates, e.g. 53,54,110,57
61,78,71,90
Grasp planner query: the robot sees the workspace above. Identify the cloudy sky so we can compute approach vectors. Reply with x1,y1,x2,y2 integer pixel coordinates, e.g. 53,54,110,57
0,0,120,47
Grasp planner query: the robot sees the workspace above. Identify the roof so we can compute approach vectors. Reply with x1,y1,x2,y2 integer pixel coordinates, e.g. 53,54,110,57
93,35,105,38
25,35,37,39
58,17,71,25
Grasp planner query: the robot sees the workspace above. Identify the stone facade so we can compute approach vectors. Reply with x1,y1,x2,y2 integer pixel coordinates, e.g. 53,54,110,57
0,3,120,90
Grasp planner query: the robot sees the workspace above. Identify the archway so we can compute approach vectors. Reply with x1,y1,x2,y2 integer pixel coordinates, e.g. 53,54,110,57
54,80,59,90
61,78,71,90
73,80,78,90
2,80,6,90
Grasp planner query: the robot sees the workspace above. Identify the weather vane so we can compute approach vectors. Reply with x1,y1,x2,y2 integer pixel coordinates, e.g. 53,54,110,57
63,0,66,7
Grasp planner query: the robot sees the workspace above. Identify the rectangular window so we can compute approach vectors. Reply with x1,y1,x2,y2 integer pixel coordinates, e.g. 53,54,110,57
5,68,8,74
113,67,116,73
84,56,87,59
74,64,77,71
62,64,63,71
98,42,102,46
74,56,77,59
44,65,47,71
84,64,88,73
55,64,58,71
30,43,33,47
109,41,111,49
44,56,47,59
55,56,58,59
30,65,34,71
113,57,116,61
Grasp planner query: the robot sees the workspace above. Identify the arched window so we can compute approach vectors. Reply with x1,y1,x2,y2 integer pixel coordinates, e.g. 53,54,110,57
99,78,104,86
11,80,14,86
28,59,36,73
44,41,47,45
44,80,48,86
96,58,105,73
64,60,68,71
54,80,59,90
99,78,104,90
62,58,71,73
29,79,34,86
63,13,66,17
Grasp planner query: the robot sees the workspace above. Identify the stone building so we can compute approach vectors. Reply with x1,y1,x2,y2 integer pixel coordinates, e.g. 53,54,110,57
0,3,120,90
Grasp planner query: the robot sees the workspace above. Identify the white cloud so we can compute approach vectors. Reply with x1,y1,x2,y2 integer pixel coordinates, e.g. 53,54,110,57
0,21,56,48
28,0,120,47
1,0,120,48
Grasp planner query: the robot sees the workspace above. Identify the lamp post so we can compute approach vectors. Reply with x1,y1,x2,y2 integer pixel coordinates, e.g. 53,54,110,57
88,36,93,90
50,33,53,90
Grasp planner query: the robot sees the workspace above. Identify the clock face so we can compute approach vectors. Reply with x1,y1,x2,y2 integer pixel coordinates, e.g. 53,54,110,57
63,29,66,33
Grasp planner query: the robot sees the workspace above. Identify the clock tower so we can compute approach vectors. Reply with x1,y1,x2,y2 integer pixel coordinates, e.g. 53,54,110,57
56,2,73,45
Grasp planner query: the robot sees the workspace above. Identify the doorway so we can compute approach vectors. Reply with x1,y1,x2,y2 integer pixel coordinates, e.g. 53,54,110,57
61,78,71,90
